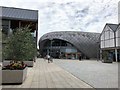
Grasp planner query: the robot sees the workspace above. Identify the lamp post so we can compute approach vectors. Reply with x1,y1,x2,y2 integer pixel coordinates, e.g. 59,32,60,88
96,41,100,61
50,38,53,56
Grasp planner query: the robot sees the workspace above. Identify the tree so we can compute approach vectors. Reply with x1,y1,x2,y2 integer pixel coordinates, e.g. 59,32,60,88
3,26,36,61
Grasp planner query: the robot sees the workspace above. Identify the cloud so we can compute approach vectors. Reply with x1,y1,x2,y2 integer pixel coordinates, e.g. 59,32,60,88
0,0,119,48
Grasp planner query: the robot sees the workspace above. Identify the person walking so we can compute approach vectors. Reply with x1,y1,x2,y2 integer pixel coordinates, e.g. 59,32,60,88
79,54,81,61
47,54,50,63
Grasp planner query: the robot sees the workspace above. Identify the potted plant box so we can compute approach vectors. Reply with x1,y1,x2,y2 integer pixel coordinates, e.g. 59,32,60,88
2,61,27,84
24,59,34,67
102,59,113,63
2,60,11,67
2,68,27,84
2,27,36,84
3,59,34,67
24,58,36,67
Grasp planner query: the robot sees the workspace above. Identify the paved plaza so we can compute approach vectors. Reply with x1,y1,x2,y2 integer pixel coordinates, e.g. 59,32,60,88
54,59,118,88
2,58,92,88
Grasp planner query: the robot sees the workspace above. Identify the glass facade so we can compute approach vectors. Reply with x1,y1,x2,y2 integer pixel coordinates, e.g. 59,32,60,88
41,39,81,59
102,50,116,61
2,20,37,37
2,20,10,35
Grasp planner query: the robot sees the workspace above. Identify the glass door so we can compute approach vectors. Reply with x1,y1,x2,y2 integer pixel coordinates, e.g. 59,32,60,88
118,49,120,62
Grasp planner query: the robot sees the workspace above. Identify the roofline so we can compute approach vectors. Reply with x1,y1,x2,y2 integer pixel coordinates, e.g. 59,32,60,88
106,23,118,25
116,23,120,31
107,23,119,32
0,6,38,12
40,31,100,40
1,17,38,22
99,24,111,41
43,31,100,36
99,23,119,41
100,23,118,36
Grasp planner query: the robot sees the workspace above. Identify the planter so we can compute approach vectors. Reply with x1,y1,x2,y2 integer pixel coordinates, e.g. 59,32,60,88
3,60,34,67
2,67,27,84
24,61,34,67
102,59,113,63
2,61,10,67
0,68,1,85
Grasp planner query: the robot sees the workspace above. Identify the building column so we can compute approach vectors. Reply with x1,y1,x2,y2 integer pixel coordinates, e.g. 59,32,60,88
100,49,102,60
65,53,67,59
47,49,49,55
8,20,11,36
75,53,77,59
50,40,53,56
115,49,118,62
19,21,21,28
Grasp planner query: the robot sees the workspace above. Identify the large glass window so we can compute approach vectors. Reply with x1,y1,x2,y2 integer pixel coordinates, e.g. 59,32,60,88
2,20,9,35
65,48,77,53
118,49,120,62
42,39,81,59
11,20,19,30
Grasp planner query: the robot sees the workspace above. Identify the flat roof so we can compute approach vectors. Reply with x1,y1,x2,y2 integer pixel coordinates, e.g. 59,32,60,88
0,6,38,21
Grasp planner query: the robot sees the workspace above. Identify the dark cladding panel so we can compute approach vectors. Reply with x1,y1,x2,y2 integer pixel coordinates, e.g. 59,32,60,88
0,6,38,21
39,31,100,59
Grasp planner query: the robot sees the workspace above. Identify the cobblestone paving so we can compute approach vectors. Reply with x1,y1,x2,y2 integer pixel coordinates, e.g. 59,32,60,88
54,59,118,88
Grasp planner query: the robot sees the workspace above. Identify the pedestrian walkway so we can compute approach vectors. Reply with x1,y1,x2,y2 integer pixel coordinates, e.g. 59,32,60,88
2,58,92,88
54,59,118,88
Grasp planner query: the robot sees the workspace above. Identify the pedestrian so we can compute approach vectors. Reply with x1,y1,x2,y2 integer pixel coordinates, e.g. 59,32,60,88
79,55,81,61
46,54,51,63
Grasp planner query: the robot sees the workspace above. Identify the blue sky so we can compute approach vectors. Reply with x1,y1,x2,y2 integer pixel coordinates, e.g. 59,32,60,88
0,0,119,48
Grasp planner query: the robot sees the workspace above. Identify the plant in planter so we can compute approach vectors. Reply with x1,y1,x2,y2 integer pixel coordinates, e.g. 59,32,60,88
102,51,112,63
2,63,27,84
3,26,36,67
2,26,36,84
2,61,27,70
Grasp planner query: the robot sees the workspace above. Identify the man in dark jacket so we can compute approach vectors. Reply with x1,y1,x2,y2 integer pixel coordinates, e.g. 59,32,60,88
79,54,81,61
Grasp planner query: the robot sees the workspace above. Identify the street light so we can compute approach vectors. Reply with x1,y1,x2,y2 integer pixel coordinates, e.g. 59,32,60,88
96,41,100,61
49,38,53,56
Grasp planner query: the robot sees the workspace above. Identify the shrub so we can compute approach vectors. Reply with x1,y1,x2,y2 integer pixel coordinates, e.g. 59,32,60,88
2,61,27,70
3,26,36,61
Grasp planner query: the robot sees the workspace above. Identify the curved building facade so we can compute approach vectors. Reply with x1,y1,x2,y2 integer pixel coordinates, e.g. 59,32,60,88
39,31,100,59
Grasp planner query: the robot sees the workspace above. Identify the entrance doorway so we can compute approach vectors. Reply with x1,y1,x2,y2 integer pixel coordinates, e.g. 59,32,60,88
109,51,116,62
102,50,116,62
118,49,120,62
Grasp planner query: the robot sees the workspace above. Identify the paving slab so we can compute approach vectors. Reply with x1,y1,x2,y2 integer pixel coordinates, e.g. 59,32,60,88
2,58,92,88
54,59,118,88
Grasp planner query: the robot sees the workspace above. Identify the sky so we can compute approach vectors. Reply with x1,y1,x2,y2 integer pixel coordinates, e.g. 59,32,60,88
0,0,119,48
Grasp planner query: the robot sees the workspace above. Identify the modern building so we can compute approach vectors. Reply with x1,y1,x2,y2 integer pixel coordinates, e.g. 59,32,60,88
0,6,38,61
0,6,38,42
100,23,120,62
39,31,100,59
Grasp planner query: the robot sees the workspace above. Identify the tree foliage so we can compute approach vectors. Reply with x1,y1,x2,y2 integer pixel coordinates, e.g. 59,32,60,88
3,26,36,61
